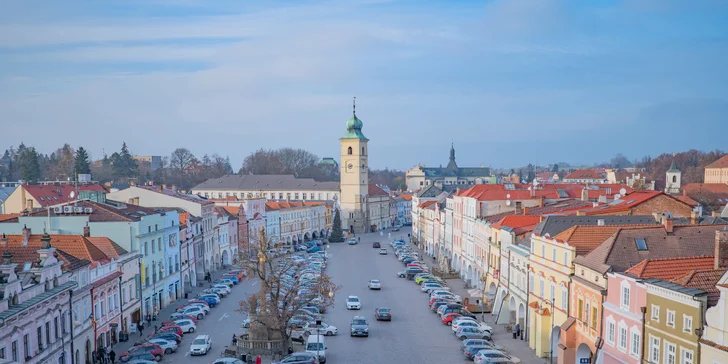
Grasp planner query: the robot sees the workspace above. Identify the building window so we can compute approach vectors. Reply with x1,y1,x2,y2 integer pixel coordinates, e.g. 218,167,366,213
347,147,352,155
539,278,544,298
606,319,615,346
591,307,598,328
54,317,60,339
12,340,17,361
37,327,42,350
45,321,51,345
563,251,568,265
621,282,630,310
651,305,659,321
665,341,676,364
550,284,555,302
561,289,568,309
530,274,534,293
630,328,640,358
683,315,692,333
667,310,675,327
552,248,556,261
0,347,4,359
23,334,29,359
618,324,627,352
541,244,545,258
680,348,693,364
577,299,584,320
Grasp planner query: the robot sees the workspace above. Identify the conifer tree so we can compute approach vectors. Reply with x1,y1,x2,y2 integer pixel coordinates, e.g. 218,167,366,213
329,209,344,242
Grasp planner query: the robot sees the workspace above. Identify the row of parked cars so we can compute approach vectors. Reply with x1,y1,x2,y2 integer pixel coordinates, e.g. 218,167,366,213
266,250,334,364
119,270,245,363
390,240,522,364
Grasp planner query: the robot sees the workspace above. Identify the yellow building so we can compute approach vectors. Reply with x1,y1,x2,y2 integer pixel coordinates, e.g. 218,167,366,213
528,226,625,359
704,155,728,184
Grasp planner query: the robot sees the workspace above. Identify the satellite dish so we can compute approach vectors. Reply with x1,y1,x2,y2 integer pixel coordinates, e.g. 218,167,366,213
69,191,76,199
619,188,627,195
506,194,511,199
506,200,512,206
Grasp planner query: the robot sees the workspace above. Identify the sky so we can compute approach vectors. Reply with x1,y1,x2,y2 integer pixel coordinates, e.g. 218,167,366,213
1,0,727,171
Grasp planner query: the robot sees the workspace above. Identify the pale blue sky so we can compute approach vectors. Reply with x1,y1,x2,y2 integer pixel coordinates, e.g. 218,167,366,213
1,0,727,170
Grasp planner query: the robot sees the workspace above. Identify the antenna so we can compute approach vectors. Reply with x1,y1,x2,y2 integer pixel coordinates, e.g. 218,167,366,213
353,96,356,115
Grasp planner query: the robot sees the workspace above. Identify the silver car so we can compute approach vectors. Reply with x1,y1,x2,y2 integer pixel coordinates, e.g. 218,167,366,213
456,326,492,340
147,338,178,354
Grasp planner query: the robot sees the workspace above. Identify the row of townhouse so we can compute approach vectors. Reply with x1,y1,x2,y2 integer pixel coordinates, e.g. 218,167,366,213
412,181,728,363
0,230,140,364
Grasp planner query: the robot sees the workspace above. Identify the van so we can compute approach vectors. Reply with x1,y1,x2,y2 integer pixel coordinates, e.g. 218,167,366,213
305,334,327,363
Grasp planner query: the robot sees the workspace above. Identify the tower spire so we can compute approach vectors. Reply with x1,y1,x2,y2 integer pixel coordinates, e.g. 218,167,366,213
353,96,356,116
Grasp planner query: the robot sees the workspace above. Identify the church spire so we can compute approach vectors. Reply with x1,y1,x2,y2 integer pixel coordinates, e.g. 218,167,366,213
353,96,356,116
450,142,455,162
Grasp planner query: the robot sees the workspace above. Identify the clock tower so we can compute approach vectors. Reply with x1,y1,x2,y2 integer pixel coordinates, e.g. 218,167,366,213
339,98,369,234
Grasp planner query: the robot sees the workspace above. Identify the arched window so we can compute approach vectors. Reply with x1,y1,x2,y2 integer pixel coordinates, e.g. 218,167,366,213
672,175,676,183
362,147,365,155
347,147,352,155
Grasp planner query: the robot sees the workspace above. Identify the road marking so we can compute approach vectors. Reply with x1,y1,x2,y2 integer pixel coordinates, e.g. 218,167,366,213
219,313,229,321
252,281,257,287
184,352,189,357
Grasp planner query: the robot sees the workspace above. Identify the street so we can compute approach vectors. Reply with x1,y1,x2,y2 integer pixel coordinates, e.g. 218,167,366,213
319,227,465,364
141,226,472,364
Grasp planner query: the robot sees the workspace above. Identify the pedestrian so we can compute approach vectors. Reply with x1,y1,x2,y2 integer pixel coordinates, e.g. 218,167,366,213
105,349,111,364
256,355,262,364
154,324,158,333
138,321,144,336
514,323,521,339
109,349,116,364
92,350,98,364
146,314,152,326
98,347,106,364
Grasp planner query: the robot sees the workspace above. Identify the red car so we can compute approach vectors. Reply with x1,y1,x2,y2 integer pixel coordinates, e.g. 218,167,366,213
120,343,164,361
158,325,183,337
225,271,244,281
442,312,462,326
187,299,209,308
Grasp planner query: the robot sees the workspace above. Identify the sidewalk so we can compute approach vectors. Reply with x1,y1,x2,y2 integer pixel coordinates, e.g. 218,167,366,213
111,270,230,355
412,245,545,364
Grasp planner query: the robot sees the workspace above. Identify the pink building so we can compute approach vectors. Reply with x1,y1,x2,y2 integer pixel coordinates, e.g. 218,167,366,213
602,256,715,363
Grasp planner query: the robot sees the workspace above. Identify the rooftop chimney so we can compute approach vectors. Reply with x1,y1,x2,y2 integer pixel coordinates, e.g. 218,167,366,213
523,207,530,216
581,189,589,202
663,214,674,234
83,223,90,237
40,231,51,250
714,230,728,270
21,225,30,245
538,195,545,208
712,211,720,217
515,201,523,214
690,211,699,225
172,185,178,193
652,212,662,223
576,211,586,216
158,185,163,192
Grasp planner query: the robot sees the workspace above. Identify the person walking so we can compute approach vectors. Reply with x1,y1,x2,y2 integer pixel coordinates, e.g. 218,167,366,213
138,321,144,336
109,349,116,364
514,323,521,339
105,349,111,364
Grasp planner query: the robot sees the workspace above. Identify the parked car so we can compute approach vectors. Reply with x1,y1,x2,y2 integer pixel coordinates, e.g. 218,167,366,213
123,353,157,362
456,326,492,340
442,312,462,325
174,319,197,333
120,344,164,362
177,306,206,320
146,338,178,355
473,350,520,363
452,320,491,334
272,352,320,364
461,339,494,352
306,246,322,253
221,275,240,284
150,333,182,344
374,307,392,321
196,295,219,307
303,322,338,336
158,325,183,337
212,358,247,364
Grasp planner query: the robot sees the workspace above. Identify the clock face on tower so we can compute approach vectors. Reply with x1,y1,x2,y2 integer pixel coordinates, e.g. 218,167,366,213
347,163,353,169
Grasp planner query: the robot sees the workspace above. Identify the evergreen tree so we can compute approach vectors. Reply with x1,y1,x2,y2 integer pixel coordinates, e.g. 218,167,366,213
329,209,344,242
75,146,91,175
112,142,138,179
19,147,41,182
551,164,559,172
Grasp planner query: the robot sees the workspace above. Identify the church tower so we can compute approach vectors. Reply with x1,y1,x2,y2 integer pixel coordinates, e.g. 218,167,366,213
665,156,681,195
339,98,369,234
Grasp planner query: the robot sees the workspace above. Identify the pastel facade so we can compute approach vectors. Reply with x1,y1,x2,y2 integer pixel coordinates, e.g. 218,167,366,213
192,174,339,203
602,272,646,364
405,144,495,192
701,270,728,364
704,155,728,184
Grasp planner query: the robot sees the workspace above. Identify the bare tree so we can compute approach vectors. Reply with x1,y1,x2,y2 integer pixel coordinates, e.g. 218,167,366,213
237,228,339,345
240,149,284,175
169,148,195,186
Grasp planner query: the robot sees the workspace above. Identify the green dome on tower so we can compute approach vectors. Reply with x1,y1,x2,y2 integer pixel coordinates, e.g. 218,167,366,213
340,97,368,140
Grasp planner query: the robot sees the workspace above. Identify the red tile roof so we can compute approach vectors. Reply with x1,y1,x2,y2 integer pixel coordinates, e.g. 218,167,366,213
0,214,20,222
22,184,105,207
457,183,633,201
85,237,128,258
564,170,604,180
418,200,437,209
683,183,728,196
491,216,542,230
3,235,93,272
558,191,691,216
625,256,716,280
705,155,728,169
553,226,624,255
671,269,726,306
675,195,700,207
483,199,593,223
13,200,163,223
264,200,327,211
138,186,215,205
397,194,413,201
368,184,389,196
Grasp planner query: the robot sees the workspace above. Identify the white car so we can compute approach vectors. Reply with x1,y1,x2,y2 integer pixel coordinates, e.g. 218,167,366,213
179,306,207,319
304,322,338,336
346,296,361,310
474,350,521,363
147,338,178,355
452,320,491,334
368,279,381,290
214,284,231,293
189,334,212,356
174,319,197,333
379,248,387,255
185,303,210,313
421,283,444,292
